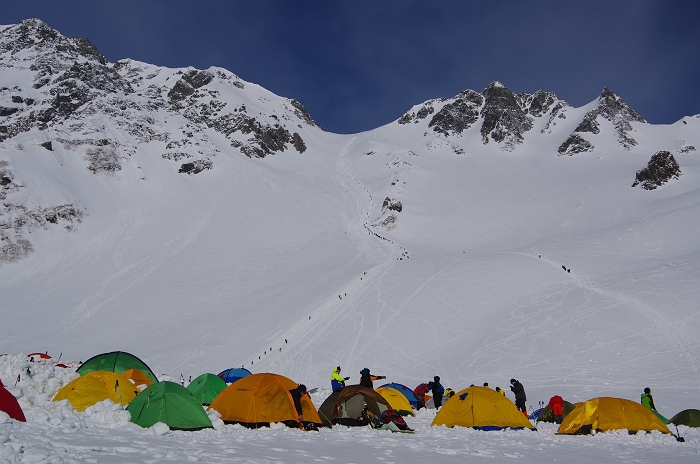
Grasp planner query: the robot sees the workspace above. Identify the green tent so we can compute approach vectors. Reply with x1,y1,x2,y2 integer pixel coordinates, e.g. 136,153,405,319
537,401,576,423
127,381,212,431
669,409,700,428
77,351,158,385
186,374,227,405
653,411,669,424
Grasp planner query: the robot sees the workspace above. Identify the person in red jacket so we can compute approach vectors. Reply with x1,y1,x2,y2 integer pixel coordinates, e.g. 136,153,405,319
547,395,565,424
413,381,433,410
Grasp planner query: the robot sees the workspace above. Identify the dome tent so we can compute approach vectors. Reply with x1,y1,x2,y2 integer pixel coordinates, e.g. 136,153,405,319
0,379,26,422
187,373,227,405
431,386,535,430
77,351,158,386
669,409,700,428
53,371,139,412
376,387,415,416
217,367,252,383
378,382,418,406
121,368,153,388
317,385,392,427
127,381,212,431
208,373,321,429
557,397,672,435
536,399,576,423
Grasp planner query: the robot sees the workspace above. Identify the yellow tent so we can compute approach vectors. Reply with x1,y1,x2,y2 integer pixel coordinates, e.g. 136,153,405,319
376,387,415,416
121,368,153,387
208,373,321,428
53,371,139,412
431,386,535,430
557,397,672,435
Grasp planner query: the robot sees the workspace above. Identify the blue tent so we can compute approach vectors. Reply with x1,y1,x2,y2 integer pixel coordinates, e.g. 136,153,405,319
378,382,418,406
217,368,252,384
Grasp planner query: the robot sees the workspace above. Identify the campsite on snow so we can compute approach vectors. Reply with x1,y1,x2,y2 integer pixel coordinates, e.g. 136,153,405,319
1,18,700,463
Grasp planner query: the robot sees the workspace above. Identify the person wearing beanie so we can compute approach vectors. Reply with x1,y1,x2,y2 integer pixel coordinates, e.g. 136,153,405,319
641,387,657,412
510,378,527,414
330,366,349,391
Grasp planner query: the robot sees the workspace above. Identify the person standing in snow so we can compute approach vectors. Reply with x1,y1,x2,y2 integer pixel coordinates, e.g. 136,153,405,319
547,395,565,424
641,387,657,412
330,366,349,391
414,381,433,410
510,379,527,414
359,368,385,389
432,376,445,410
495,386,506,396
289,384,307,424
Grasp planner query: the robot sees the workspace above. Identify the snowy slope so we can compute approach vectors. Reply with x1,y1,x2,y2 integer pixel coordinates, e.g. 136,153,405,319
1,17,699,426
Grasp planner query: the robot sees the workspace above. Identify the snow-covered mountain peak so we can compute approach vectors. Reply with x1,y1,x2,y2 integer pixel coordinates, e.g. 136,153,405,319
1,19,700,411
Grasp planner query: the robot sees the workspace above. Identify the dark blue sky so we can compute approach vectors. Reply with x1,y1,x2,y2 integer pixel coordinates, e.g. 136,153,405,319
3,1,699,133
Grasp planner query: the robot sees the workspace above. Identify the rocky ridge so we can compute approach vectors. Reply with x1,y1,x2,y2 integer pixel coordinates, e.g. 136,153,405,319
558,88,646,156
0,19,322,264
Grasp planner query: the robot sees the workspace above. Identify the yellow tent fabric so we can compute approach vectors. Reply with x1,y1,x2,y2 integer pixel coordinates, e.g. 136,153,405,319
208,373,321,427
431,386,534,429
557,397,672,435
53,371,139,412
376,387,415,416
121,368,153,387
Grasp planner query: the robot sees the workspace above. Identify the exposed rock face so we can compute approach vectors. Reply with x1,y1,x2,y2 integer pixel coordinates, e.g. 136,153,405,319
410,83,560,152
518,90,558,118
632,151,681,190
558,88,646,154
558,134,594,156
480,82,533,150
0,19,320,264
382,197,403,213
429,91,483,136
178,159,213,175
288,99,321,129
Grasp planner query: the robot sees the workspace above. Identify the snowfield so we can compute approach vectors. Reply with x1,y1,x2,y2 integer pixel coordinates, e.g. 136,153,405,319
1,355,699,463
1,19,700,462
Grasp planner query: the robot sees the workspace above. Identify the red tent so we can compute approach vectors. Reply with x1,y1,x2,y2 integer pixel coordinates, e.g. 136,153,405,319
0,380,26,422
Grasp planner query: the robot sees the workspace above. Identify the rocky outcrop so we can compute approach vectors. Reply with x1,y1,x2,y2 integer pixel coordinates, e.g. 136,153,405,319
558,88,646,154
178,159,212,175
632,151,681,190
428,91,483,136
480,82,533,150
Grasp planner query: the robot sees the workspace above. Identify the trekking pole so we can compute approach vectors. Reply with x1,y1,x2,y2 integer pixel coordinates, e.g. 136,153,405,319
675,425,685,442
14,373,20,387
116,380,125,410
57,352,62,362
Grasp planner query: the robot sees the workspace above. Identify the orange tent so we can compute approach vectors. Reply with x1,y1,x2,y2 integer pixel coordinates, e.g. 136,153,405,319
208,373,321,428
122,369,153,387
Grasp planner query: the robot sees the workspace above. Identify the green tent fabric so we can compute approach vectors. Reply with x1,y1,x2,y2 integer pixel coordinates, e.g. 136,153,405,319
669,409,700,428
653,411,669,424
126,381,212,431
77,351,158,385
537,401,576,423
186,374,227,405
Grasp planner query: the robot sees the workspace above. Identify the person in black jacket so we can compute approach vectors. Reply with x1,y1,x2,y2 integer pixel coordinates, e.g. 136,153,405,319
359,368,385,389
432,376,445,410
510,378,527,413
289,384,307,422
